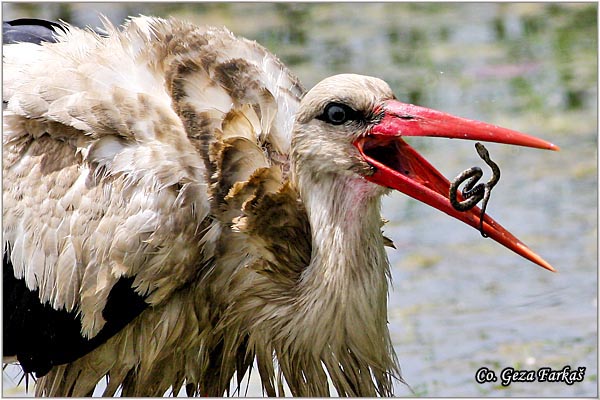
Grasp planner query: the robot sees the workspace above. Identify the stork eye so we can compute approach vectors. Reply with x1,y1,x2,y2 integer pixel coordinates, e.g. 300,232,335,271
318,103,359,125
325,104,348,124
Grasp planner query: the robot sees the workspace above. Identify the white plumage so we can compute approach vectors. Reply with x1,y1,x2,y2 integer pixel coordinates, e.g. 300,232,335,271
3,16,556,397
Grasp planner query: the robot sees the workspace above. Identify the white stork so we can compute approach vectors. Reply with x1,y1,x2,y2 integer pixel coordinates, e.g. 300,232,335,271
3,16,557,397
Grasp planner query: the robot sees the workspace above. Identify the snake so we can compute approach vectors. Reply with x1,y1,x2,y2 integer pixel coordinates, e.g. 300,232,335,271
449,142,501,237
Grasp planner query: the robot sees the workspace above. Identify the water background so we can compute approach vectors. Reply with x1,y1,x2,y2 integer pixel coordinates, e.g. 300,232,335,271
3,2,597,397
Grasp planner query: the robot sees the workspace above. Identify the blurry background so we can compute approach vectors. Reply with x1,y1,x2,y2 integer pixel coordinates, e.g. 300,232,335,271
3,2,597,397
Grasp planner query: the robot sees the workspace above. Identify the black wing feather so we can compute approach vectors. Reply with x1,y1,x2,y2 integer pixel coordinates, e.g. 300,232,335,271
2,18,65,44
4,253,148,377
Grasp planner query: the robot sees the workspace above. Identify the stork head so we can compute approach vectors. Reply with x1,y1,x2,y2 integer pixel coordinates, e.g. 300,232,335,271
292,74,558,271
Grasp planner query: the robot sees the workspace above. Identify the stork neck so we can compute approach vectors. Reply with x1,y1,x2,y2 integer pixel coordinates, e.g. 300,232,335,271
276,162,398,394
297,173,390,307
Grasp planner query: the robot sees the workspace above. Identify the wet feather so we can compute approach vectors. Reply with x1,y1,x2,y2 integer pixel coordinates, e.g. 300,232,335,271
3,16,400,396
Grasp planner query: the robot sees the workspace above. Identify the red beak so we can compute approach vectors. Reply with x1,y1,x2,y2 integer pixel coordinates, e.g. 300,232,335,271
355,100,559,272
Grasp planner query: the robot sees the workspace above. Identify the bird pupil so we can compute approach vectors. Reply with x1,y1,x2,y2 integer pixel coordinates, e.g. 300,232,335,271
317,103,361,125
329,107,345,122
326,104,348,124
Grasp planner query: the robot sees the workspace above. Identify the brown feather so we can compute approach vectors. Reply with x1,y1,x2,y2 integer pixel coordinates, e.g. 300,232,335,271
4,16,401,396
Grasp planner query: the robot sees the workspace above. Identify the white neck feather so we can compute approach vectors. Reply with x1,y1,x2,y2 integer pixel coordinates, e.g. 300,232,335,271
294,172,391,353
300,174,388,290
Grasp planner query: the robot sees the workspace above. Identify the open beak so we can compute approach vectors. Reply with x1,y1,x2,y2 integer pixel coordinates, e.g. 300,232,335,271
355,100,559,272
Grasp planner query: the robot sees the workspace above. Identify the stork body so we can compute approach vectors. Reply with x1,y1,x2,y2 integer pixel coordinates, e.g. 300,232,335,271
3,17,556,396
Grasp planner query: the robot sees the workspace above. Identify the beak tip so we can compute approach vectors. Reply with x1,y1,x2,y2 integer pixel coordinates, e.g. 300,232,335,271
515,242,556,272
543,263,558,273
532,254,557,273
548,142,561,152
